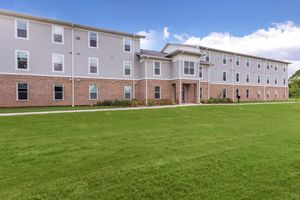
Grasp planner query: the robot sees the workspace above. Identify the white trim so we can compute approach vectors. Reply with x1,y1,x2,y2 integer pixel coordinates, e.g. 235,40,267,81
123,60,132,77
52,25,64,45
235,56,240,66
124,85,132,100
123,37,132,53
222,54,227,65
257,74,261,84
235,72,240,83
246,58,250,68
204,51,210,62
88,31,98,49
15,50,30,71
246,73,250,83
16,82,29,101
222,88,227,98
274,76,278,85
53,83,64,101
266,75,270,85
222,71,227,82
52,53,65,73
153,61,161,76
183,61,195,76
257,60,262,69
15,19,29,40
154,86,161,100
199,66,203,78
89,84,98,100
88,57,99,75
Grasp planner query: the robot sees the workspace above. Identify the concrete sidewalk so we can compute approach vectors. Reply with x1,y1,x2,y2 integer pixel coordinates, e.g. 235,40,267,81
0,101,297,117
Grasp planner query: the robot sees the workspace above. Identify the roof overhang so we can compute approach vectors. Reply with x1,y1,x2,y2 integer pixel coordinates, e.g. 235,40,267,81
166,50,203,58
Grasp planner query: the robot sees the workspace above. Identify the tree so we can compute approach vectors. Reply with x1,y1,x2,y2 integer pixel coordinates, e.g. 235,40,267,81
289,79,300,98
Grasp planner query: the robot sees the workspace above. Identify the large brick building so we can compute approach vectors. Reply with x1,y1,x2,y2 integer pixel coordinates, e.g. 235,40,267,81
0,10,290,107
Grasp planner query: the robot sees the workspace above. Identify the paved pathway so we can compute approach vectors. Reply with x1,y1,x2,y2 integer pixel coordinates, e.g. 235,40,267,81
0,101,297,117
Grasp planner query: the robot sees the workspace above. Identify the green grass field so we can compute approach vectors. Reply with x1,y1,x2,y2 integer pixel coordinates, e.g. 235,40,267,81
1,103,300,199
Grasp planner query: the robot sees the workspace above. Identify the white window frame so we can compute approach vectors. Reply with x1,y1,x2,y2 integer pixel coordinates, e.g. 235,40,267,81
236,72,240,83
53,84,64,101
267,90,270,98
275,90,278,99
267,62,270,70
246,73,250,83
15,19,29,40
246,58,250,68
235,56,240,66
154,86,161,100
199,66,203,78
89,84,98,100
222,54,227,65
15,50,30,71
266,75,270,84
246,89,250,99
205,51,210,62
283,78,286,85
257,60,261,69
258,90,262,99
222,88,227,98
123,37,132,53
52,54,65,73
88,31,98,49
88,57,99,75
274,65,278,71
16,82,29,101
124,86,132,100
153,61,161,76
183,61,195,76
257,74,261,84
52,26,64,45
274,76,278,85
123,61,132,77
222,71,227,82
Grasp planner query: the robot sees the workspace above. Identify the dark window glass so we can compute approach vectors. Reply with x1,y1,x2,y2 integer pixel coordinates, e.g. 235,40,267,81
199,67,203,78
154,62,160,75
54,34,63,43
17,83,28,100
17,20,28,38
54,85,63,100
154,86,160,99
17,51,28,69
89,32,97,48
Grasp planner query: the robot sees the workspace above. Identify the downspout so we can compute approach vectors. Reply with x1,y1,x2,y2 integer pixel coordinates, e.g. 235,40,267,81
71,24,75,107
264,59,267,101
232,53,235,102
132,35,135,99
198,62,201,104
145,56,148,105
179,55,182,105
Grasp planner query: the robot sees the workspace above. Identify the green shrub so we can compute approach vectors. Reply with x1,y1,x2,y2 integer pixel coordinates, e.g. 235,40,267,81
97,99,142,107
147,99,156,106
205,98,233,104
158,99,174,105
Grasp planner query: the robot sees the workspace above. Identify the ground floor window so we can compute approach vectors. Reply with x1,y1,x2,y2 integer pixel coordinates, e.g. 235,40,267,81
222,89,227,98
53,84,64,100
154,86,161,99
236,89,240,98
275,91,278,99
89,84,98,100
246,89,250,99
17,83,28,101
124,86,132,100
200,87,203,99
258,90,261,99
267,90,270,98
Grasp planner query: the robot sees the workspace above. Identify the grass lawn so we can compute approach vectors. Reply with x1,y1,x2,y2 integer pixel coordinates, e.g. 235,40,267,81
1,104,300,199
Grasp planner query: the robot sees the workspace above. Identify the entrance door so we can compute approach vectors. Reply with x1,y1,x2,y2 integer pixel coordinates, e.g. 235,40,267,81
182,85,188,103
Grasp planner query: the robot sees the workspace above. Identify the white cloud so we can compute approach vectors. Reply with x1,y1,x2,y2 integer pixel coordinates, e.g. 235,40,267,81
137,29,161,50
163,27,170,39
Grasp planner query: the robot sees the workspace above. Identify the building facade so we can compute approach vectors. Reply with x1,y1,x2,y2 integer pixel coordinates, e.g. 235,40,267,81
0,10,289,107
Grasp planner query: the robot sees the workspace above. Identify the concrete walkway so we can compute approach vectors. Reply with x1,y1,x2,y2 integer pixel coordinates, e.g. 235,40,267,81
0,101,297,117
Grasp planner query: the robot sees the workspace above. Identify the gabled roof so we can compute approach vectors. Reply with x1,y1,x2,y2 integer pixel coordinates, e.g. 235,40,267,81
0,9,145,39
161,43,291,65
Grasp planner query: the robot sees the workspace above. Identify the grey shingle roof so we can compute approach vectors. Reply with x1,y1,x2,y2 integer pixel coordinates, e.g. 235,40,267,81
139,49,168,58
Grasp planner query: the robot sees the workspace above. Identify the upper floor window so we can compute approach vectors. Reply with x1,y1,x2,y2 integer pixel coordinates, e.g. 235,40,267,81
274,65,278,71
16,50,29,70
184,61,195,75
236,73,240,82
89,57,99,75
88,32,98,48
235,56,240,66
15,19,28,39
53,84,64,100
124,86,132,100
283,78,286,85
199,66,203,78
154,61,161,76
52,26,64,44
267,75,270,84
246,73,250,83
89,84,98,100
274,77,278,85
246,58,250,67
257,60,261,69
222,71,227,82
17,83,28,101
123,38,132,52
283,67,286,72
154,86,161,99
267,62,270,70
205,51,210,62
222,55,227,65
123,61,132,76
257,75,261,84
52,54,64,72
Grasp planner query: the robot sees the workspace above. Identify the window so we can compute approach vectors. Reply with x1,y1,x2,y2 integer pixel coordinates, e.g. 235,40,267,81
275,65,278,71
52,26,64,44
222,55,227,65
153,61,161,76
124,38,132,52
17,83,28,101
236,89,240,98
267,76,270,84
205,51,210,62
236,56,240,66
257,60,261,69
15,19,28,39
88,32,98,48
283,67,286,72
124,86,132,100
199,66,203,78
246,89,250,99
246,58,250,67
52,54,64,72
200,88,203,99
53,84,63,100
257,75,261,84
267,90,270,98
222,71,227,82
89,84,98,100
154,86,161,99
16,50,29,70
222,89,227,98
275,91,278,99
246,73,250,83
283,78,286,85
89,57,98,74
258,90,261,99
267,62,270,70
236,73,240,82
274,77,278,85
184,61,195,75
123,61,132,76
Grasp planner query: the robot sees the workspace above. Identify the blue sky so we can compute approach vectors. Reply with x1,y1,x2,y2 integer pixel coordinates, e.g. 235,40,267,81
1,0,300,75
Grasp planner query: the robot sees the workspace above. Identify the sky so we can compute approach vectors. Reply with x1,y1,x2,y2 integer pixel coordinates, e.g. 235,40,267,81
1,0,300,76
